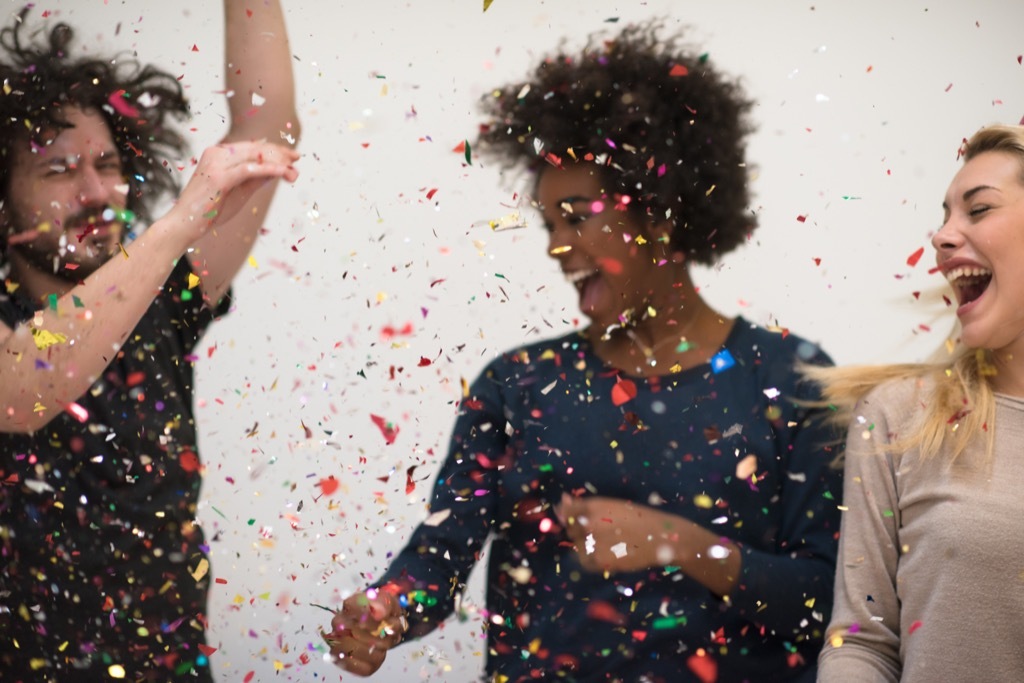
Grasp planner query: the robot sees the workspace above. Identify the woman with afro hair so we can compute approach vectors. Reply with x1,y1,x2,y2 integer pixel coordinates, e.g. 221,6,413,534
325,22,841,683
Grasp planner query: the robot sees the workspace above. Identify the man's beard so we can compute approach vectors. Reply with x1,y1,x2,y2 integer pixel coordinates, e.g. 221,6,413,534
6,206,125,284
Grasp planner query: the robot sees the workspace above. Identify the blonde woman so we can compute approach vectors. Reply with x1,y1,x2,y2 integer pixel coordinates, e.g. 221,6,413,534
816,124,1024,681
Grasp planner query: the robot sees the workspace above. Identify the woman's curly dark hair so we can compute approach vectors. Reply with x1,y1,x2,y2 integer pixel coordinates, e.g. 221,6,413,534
477,21,756,264
0,9,190,228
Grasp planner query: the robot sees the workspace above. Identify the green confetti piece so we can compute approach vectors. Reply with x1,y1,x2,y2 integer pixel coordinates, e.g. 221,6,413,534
464,140,472,164
203,209,219,219
653,615,687,629
538,463,553,472
247,518,256,526
47,293,57,311
72,295,84,308
883,509,895,517
181,290,193,302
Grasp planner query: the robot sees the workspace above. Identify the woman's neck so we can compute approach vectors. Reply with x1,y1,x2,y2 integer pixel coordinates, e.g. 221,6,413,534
586,271,733,377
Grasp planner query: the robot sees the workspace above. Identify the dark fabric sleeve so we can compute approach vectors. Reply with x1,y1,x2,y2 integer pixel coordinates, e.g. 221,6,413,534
159,259,232,355
726,343,844,640
375,364,507,633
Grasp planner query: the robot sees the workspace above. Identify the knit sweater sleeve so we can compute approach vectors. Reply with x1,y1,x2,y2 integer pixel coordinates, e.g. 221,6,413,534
817,383,906,682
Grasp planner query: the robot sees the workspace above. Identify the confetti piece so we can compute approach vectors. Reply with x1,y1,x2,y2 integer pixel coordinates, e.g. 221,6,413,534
909,620,923,634
597,257,623,275
669,64,689,77
483,0,495,10
65,402,89,423
405,465,419,494
687,652,718,683
693,494,714,509
318,476,340,497
424,508,452,527
586,600,627,625
191,558,210,582
906,247,925,267
179,450,200,473
370,414,400,444
31,328,68,350
107,89,140,118
187,273,200,289
108,665,127,679
610,378,637,406
710,349,736,374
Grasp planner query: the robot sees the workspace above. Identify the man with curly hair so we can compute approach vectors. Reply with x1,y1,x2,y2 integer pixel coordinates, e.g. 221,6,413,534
0,3,300,681
325,22,839,683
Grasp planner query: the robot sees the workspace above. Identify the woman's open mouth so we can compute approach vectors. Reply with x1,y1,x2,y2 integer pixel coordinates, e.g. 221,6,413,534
946,266,992,308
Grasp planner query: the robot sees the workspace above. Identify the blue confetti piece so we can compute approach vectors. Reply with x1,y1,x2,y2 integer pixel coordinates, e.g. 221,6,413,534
710,349,736,374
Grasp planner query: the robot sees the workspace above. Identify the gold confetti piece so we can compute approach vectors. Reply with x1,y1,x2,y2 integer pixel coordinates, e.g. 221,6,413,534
694,494,713,509
705,184,717,196
549,245,572,255
108,664,126,679
191,558,209,582
483,0,495,10
187,273,200,289
33,402,46,414
247,255,258,268
31,328,68,350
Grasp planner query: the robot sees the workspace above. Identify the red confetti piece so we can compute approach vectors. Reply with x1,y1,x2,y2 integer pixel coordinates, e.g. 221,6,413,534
909,619,923,634
585,600,627,625
418,357,432,367
611,378,637,406
669,64,689,77
405,465,419,494
687,653,718,683
65,402,89,423
813,258,822,266
318,476,340,497
796,214,807,222
906,247,925,267
179,450,200,473
107,89,140,118
370,414,400,444
191,44,199,52
126,371,146,387
244,672,255,683
381,322,414,340
597,257,623,275
198,644,217,656
425,188,439,200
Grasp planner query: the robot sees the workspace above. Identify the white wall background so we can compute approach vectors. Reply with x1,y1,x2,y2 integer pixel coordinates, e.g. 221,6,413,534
12,0,1024,680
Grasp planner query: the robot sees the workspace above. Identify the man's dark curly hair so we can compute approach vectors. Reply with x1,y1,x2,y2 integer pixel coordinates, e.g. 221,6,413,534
0,9,190,229
477,21,756,264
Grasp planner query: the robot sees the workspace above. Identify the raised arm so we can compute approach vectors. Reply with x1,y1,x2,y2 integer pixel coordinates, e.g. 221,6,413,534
191,0,301,303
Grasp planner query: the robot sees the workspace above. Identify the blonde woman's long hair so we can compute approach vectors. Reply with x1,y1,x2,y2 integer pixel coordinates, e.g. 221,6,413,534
808,124,1024,462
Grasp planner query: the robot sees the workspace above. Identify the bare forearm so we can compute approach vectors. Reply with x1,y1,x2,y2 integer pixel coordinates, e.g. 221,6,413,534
190,1,300,303
666,518,742,598
0,222,191,433
223,0,300,142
